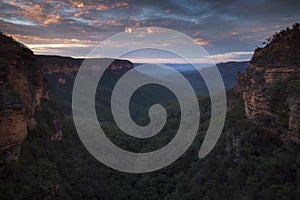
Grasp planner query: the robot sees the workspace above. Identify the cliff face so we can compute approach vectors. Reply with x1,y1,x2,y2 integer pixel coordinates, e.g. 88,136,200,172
36,55,134,85
0,33,48,164
36,55,80,74
234,26,300,143
36,55,133,74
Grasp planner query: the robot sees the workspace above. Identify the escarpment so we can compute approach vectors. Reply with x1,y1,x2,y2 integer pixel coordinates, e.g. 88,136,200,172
36,55,134,85
36,55,134,75
234,25,300,143
0,33,48,164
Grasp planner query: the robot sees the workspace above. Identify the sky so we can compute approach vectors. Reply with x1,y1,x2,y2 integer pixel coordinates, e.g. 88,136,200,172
0,0,299,63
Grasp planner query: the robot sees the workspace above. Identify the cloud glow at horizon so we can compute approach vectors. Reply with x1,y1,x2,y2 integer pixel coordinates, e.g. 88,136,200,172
1,0,299,63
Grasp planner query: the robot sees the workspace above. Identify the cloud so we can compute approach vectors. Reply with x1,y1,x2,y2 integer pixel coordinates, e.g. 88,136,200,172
3,0,62,25
0,0,299,60
209,51,253,62
5,33,97,55
194,38,210,46
120,51,253,64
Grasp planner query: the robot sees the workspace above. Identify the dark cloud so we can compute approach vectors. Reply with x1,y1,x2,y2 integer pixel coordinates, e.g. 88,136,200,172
0,0,299,61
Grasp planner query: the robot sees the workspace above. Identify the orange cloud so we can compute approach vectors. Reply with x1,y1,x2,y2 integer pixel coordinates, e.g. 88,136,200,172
5,0,129,27
73,10,89,18
43,14,61,25
73,13,82,18
10,1,43,21
194,38,209,46
125,27,132,33
72,1,85,8
68,0,128,11
95,2,127,10
113,2,128,8
96,4,110,11
7,0,62,25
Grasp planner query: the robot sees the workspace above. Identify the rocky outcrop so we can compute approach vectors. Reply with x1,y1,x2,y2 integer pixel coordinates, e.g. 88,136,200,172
36,55,134,79
35,56,134,96
0,107,26,156
234,26,300,144
0,33,48,164
235,65,300,142
264,67,298,83
235,64,300,136
36,55,81,77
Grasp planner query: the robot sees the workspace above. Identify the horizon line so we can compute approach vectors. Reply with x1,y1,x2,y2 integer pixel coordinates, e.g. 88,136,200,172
35,53,252,65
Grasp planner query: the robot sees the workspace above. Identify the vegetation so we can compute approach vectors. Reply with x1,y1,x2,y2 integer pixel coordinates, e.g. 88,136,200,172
251,23,300,66
269,72,300,127
1,87,299,199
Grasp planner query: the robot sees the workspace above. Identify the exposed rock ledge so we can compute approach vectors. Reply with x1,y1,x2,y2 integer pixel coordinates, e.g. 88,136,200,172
235,64,300,144
0,33,48,165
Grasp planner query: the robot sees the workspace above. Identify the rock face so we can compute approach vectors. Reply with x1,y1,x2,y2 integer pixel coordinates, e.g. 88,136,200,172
234,26,300,143
0,33,48,164
36,55,133,78
36,55,81,77
36,55,134,83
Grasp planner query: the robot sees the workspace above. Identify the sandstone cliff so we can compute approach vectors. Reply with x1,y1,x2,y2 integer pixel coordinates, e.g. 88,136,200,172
0,33,48,164
36,55,134,75
234,25,300,143
36,55,134,85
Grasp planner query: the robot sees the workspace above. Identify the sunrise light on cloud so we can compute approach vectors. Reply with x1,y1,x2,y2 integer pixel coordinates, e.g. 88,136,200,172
1,0,299,63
